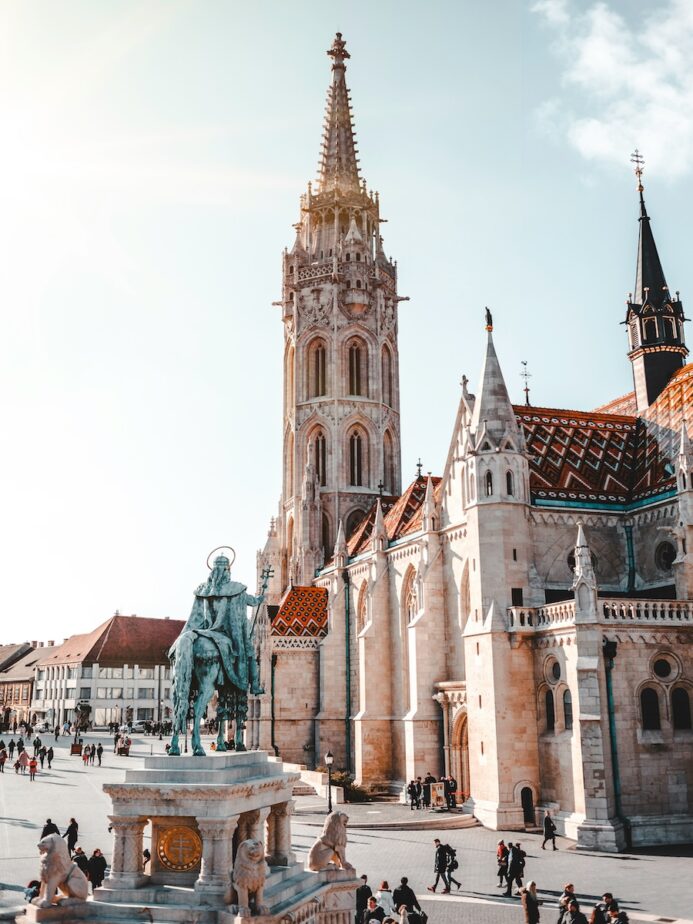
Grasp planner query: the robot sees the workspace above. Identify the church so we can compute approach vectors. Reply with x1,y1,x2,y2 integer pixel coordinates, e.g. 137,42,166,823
248,34,693,852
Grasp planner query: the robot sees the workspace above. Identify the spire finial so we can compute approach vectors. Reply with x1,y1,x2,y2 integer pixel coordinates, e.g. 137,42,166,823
520,360,532,407
630,148,645,193
327,32,350,69
416,458,423,480
485,307,493,332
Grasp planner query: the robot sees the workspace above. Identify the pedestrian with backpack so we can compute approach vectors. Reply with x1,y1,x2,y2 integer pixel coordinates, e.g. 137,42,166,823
446,844,461,890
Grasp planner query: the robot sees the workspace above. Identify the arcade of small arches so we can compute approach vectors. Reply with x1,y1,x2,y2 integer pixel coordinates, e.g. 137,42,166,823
300,423,397,493
300,334,395,406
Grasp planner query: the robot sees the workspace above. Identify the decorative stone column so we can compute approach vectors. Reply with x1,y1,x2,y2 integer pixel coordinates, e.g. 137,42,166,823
106,816,148,888
433,692,450,775
268,800,294,866
249,806,271,842
195,817,238,895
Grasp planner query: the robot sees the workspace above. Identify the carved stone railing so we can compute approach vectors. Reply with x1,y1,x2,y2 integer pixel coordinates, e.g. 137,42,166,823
508,601,576,631
601,598,693,623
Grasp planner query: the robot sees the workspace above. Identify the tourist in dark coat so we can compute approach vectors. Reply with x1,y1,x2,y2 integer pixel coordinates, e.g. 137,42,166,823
63,818,79,853
356,875,372,924
87,849,107,890
41,819,59,838
427,838,451,893
542,810,557,850
364,898,385,924
46,746,54,768
504,842,525,897
71,847,89,875
392,878,421,914
96,743,103,766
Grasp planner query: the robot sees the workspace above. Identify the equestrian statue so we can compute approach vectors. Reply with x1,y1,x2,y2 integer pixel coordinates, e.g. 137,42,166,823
168,547,272,756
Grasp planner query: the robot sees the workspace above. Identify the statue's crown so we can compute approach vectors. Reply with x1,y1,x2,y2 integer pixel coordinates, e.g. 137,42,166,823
213,554,230,568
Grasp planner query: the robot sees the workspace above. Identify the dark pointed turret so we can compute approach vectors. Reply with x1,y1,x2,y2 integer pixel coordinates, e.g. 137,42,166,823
317,33,360,194
625,152,687,411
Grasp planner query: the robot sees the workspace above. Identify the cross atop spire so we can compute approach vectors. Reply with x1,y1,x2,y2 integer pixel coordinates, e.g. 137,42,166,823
317,33,361,194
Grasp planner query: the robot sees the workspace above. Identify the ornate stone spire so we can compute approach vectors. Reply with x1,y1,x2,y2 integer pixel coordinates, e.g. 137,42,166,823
470,312,521,447
317,33,360,193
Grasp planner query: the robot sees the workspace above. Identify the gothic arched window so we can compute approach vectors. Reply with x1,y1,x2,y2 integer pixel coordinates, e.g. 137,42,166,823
348,339,368,396
381,345,393,407
485,471,493,497
321,512,331,553
641,687,661,730
383,430,394,493
506,471,514,496
308,339,327,398
672,687,692,730
545,690,555,732
346,508,365,537
349,429,364,485
563,690,573,730
357,582,368,633
314,430,327,486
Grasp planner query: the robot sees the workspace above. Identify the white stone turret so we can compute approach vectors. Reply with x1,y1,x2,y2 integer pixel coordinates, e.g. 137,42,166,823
572,522,598,623
674,421,693,597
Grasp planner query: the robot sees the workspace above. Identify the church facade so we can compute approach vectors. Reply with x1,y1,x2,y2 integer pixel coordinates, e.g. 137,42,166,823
250,35,693,852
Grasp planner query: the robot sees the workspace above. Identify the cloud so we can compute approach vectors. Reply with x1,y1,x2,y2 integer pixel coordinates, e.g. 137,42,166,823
532,0,693,179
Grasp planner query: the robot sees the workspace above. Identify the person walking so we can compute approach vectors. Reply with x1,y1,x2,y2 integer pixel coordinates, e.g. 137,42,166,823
427,838,451,893
89,744,96,765
96,743,103,767
82,749,90,768
591,894,615,924
41,819,60,838
559,885,579,912
38,746,47,769
46,746,54,769
72,847,89,875
447,775,458,809
504,842,525,897
63,818,79,854
392,877,421,915
521,881,541,924
607,903,629,924
54,726,60,742
29,756,38,781
8,739,15,760
563,900,588,924
407,780,419,811
542,811,557,850
497,840,509,888
87,849,107,891
375,882,396,917
18,749,29,774
422,772,435,809
356,875,372,924
446,844,461,890
0,748,6,773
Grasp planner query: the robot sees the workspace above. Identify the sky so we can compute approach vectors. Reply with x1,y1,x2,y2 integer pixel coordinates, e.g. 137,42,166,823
3,0,693,640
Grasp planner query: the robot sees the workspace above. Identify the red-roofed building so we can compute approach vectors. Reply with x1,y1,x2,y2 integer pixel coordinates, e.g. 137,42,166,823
32,614,185,728
250,34,693,852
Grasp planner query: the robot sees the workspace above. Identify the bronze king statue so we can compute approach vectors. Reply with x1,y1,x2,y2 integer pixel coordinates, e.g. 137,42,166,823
168,547,272,756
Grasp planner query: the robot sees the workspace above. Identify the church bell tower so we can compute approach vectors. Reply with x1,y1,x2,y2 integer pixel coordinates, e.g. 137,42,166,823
625,152,687,411
277,33,403,589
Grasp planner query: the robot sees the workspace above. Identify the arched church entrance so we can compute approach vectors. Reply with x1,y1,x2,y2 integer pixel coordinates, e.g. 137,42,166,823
450,710,470,802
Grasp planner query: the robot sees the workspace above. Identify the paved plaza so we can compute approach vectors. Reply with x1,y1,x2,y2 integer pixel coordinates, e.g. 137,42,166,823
0,732,689,922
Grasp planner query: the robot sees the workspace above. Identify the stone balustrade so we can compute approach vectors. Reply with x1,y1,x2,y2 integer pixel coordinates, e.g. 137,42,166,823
507,601,576,631
601,598,693,623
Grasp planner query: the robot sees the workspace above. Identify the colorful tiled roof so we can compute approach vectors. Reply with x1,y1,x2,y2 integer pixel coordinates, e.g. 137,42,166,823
515,364,693,506
272,587,328,638
593,392,638,415
345,477,444,557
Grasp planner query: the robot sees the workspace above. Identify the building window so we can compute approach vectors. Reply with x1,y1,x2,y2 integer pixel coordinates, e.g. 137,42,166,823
81,667,92,679
309,340,327,398
381,346,393,406
545,690,555,732
655,541,676,573
563,690,573,730
137,688,155,700
511,588,523,606
314,430,327,486
349,430,364,486
137,708,154,721
485,471,493,496
405,574,418,624
138,667,154,680
348,340,368,396
506,471,514,496
653,658,672,679
672,688,692,730
641,687,661,730
383,430,394,493
322,513,331,551
79,687,91,700
346,508,365,538
644,318,657,342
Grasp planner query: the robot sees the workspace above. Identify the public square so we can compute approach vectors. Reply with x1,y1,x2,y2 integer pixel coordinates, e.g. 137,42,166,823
0,732,689,923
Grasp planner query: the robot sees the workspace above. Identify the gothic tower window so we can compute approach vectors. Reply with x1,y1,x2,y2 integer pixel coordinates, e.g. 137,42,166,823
640,687,661,730
321,512,331,552
349,428,366,486
285,430,294,498
285,344,295,410
314,430,327,486
357,582,367,633
308,339,327,398
506,470,514,496
643,318,657,342
672,687,692,730
382,345,393,406
346,508,365,537
383,430,394,493
485,471,493,497
348,339,368,396
563,690,573,730
405,577,418,624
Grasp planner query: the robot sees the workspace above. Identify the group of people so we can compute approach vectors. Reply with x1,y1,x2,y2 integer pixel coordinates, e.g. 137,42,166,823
406,774,458,811
81,743,104,766
496,839,528,896
357,875,427,924
0,737,56,779
113,733,132,755
519,882,630,924
27,818,108,899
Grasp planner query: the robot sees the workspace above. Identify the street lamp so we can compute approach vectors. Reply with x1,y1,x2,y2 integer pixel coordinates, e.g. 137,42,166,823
325,750,334,814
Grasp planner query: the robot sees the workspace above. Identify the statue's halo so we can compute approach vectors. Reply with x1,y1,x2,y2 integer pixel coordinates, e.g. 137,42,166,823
206,546,236,570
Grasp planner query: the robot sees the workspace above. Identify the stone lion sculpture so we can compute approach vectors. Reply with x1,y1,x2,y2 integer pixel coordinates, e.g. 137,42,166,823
33,833,89,908
307,811,354,872
227,838,268,917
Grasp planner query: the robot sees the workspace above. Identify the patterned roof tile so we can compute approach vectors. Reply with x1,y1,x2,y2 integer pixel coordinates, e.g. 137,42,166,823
272,587,328,638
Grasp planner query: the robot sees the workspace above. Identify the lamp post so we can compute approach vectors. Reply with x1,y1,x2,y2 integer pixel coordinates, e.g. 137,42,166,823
158,700,163,740
325,750,334,814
